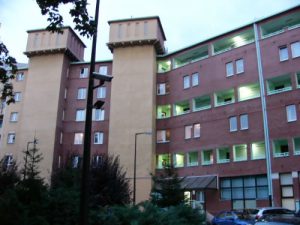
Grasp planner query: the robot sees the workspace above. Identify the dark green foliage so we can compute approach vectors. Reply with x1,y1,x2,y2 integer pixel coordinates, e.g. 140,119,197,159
36,0,96,38
94,201,205,225
0,42,17,104
151,165,185,207
89,155,131,207
22,143,43,180
0,159,19,195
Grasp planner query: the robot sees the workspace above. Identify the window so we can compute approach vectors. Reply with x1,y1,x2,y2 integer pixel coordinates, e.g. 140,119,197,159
80,68,88,78
202,149,213,165
72,155,81,168
220,176,268,204
187,152,198,166
226,62,234,77
279,46,289,61
3,155,13,170
286,105,297,122
236,59,244,74
156,154,170,168
173,45,209,68
267,74,292,95
173,153,184,168
157,60,171,73
185,125,192,139
77,88,87,100
291,41,300,58
92,155,103,168
157,105,171,119
64,88,68,99
215,88,235,106
96,87,106,99
185,124,200,139
7,133,15,144
183,75,190,89
93,109,105,121
74,133,83,144
156,130,170,143
174,100,190,116
229,116,237,132
273,139,289,157
238,83,260,101
60,132,63,144
157,83,169,95
297,72,300,88
217,147,230,163
94,132,104,144
251,142,266,159
14,92,21,102
293,137,300,155
193,95,211,111
76,109,85,121
240,114,249,130
10,112,18,122
233,144,247,161
192,73,199,86
280,173,294,210
99,66,108,75
16,72,24,81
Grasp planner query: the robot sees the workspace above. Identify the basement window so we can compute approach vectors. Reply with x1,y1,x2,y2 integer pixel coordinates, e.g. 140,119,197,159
260,11,300,38
217,147,230,163
193,95,211,111
157,60,171,73
173,45,208,69
273,139,289,157
157,105,171,119
213,29,254,55
238,83,260,101
267,74,292,95
173,100,190,116
214,88,235,106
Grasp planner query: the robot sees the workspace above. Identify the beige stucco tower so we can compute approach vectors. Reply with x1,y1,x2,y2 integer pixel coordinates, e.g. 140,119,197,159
107,17,166,202
0,28,85,180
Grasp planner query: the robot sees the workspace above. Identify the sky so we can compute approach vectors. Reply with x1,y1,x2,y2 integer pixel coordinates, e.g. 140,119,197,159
0,0,300,63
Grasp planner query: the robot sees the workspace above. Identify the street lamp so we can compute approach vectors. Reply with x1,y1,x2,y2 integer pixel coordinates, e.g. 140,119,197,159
24,137,38,179
133,131,152,205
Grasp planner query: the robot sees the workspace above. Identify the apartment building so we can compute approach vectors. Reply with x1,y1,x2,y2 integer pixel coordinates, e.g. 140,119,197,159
0,5,300,214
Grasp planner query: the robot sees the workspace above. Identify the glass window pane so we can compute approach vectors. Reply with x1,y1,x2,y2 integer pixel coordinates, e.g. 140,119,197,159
187,152,198,166
226,62,234,76
279,47,289,61
229,116,237,132
286,105,297,122
280,173,293,185
236,59,244,74
245,187,256,198
291,41,300,58
240,114,249,130
257,186,268,199
221,189,231,200
193,123,201,138
244,177,255,187
192,73,199,86
173,153,184,167
183,76,190,89
282,186,293,197
251,142,266,159
232,178,243,187
232,187,243,199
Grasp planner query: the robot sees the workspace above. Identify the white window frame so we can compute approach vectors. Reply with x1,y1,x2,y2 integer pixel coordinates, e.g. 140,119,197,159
291,41,300,58
226,62,234,77
236,59,244,74
76,109,86,121
229,116,237,132
80,67,88,78
286,105,297,122
156,130,169,143
16,72,24,81
99,66,108,75
157,83,166,95
7,133,16,144
97,87,106,99
77,88,87,100
279,46,289,62
192,73,199,86
74,133,83,145
10,112,18,122
183,75,190,89
240,114,249,130
14,92,21,102
185,125,193,139
193,123,201,138
94,132,104,144
93,109,105,121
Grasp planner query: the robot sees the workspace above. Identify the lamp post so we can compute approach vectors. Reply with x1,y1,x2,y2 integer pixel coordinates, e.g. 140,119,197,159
24,137,38,180
133,132,152,205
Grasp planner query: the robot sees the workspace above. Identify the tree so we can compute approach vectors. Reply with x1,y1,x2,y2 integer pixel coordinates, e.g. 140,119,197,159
35,0,96,38
0,43,17,104
151,165,185,208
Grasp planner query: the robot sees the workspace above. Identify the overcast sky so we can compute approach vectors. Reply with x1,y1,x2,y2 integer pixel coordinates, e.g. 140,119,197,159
0,0,299,63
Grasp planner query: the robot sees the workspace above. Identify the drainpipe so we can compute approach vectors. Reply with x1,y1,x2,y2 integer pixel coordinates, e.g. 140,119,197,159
253,23,273,207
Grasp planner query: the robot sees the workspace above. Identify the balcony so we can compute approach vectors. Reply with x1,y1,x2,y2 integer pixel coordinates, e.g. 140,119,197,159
214,88,235,107
157,105,171,119
157,59,171,73
193,95,211,111
238,83,260,101
173,100,190,116
267,74,292,95
273,139,289,158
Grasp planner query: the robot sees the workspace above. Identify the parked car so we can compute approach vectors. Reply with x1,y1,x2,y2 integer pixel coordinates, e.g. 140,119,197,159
254,207,300,225
212,210,255,225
